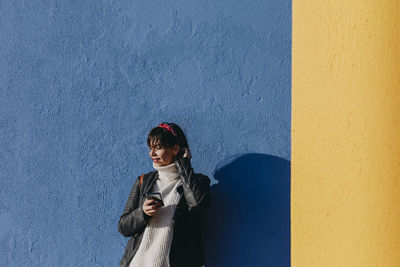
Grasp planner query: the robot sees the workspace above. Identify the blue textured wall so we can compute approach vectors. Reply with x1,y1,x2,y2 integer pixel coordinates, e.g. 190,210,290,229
0,0,291,266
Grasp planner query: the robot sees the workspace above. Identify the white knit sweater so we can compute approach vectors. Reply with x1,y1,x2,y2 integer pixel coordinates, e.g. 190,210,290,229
129,162,182,267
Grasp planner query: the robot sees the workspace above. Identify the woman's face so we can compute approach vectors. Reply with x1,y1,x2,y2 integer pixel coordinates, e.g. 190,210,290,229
148,140,179,167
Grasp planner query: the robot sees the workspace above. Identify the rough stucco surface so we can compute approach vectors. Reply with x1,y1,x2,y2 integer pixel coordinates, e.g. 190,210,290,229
293,0,400,266
0,1,291,266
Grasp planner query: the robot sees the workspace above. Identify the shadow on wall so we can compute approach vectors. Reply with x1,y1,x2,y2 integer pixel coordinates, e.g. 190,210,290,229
203,153,290,267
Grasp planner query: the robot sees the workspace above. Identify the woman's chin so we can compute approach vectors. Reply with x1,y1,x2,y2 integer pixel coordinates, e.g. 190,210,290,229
153,161,174,167
153,161,166,167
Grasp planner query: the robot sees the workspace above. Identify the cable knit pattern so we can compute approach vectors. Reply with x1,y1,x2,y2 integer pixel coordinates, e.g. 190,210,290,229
129,162,182,267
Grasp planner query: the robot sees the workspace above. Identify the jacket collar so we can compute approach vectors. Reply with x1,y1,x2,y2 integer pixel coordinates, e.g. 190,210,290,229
142,171,158,196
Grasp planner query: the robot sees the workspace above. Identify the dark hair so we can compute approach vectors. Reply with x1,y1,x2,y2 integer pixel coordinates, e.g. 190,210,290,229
147,122,189,158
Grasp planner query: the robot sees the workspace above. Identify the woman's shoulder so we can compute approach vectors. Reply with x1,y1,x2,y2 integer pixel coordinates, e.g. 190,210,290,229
134,170,157,184
132,171,158,190
139,170,157,181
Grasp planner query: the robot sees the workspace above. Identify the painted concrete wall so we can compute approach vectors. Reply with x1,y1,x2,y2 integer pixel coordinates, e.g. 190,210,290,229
0,1,291,266
292,0,400,266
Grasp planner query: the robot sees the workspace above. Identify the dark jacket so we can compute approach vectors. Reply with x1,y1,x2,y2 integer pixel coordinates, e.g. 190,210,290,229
118,157,211,267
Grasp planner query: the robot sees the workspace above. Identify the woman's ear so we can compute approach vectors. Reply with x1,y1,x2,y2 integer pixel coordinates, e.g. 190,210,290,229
172,145,180,156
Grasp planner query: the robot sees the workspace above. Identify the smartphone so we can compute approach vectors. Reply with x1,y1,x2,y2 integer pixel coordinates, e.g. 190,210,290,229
145,192,164,206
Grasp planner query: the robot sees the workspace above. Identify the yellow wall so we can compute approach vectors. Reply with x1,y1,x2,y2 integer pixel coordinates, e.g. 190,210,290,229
292,1,400,266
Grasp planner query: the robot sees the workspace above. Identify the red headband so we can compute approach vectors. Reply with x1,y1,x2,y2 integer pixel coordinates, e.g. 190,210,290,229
158,123,177,136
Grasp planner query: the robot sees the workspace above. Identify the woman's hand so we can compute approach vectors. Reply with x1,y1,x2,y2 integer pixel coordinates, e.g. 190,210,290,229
182,147,192,159
142,198,162,216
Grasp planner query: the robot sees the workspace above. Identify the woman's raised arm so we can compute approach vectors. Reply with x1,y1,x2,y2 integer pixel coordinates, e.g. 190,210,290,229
175,157,211,211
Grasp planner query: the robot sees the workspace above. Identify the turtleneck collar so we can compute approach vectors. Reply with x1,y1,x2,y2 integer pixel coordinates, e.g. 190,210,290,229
153,162,180,181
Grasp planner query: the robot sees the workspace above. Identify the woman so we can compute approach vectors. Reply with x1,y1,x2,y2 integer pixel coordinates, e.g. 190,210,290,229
118,122,211,267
